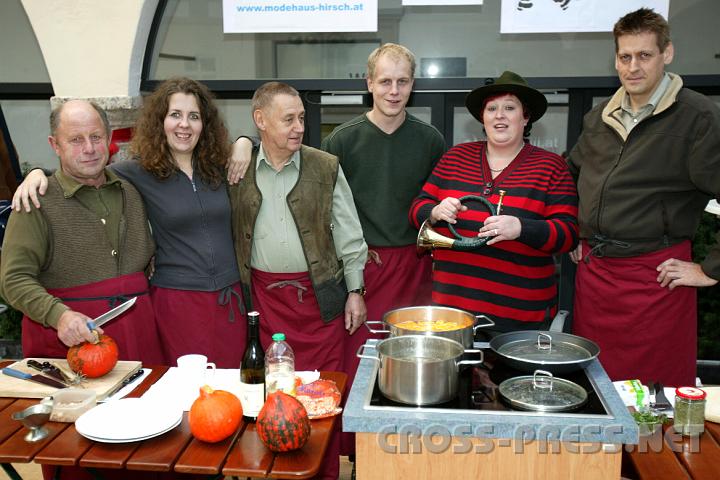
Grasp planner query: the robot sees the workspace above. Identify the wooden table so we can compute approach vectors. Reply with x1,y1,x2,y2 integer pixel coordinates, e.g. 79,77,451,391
624,421,720,479
0,362,346,479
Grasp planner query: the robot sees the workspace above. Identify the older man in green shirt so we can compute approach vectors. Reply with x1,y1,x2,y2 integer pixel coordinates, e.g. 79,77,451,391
0,100,161,364
229,82,366,479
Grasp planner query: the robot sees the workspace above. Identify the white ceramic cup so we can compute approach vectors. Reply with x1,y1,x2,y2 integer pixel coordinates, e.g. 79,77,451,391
176,354,216,389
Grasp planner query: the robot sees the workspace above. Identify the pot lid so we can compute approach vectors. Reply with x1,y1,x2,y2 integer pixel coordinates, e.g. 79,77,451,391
498,370,588,412
495,332,593,363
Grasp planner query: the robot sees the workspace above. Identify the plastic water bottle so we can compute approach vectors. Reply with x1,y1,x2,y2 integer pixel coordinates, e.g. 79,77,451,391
265,333,296,396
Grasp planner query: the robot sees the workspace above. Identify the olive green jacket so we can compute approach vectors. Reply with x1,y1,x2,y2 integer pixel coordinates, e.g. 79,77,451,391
230,145,364,321
0,169,154,326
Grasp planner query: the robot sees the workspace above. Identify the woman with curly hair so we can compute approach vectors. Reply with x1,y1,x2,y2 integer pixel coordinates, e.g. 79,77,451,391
122,77,245,367
16,77,246,367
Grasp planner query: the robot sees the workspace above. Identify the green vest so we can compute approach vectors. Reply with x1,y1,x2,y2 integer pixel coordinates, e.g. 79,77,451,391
230,145,347,322
38,173,154,289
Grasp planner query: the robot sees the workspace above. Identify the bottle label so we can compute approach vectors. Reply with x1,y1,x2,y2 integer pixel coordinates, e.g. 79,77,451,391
239,382,265,417
266,370,296,396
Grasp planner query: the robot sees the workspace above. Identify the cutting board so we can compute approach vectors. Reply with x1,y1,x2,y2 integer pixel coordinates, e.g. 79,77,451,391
0,358,142,400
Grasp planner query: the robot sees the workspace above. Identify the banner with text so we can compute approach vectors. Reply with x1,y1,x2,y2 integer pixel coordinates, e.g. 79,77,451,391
402,1,483,5
500,0,670,33
223,0,378,33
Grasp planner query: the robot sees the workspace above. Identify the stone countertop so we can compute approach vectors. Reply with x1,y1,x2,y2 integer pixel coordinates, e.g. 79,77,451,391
342,341,639,445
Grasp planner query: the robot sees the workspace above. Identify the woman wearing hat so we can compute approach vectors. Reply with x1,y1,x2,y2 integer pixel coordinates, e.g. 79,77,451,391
410,71,579,333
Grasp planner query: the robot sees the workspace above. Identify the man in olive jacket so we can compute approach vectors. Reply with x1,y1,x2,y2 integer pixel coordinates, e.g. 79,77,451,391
229,82,367,480
568,8,720,386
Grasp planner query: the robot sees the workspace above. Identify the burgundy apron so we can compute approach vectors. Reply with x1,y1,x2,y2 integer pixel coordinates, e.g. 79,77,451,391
250,269,345,372
340,245,432,456
22,272,163,365
573,240,696,386
251,269,343,480
150,283,246,368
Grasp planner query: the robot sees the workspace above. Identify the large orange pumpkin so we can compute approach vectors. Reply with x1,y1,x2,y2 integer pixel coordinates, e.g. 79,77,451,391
66,334,119,378
189,386,242,443
257,391,311,452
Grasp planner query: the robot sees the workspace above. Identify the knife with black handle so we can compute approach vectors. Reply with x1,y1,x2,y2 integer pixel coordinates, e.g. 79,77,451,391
104,368,145,399
26,359,73,385
2,367,67,389
653,382,674,413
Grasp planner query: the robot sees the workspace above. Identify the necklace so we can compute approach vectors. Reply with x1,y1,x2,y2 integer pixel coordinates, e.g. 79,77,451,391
487,144,524,173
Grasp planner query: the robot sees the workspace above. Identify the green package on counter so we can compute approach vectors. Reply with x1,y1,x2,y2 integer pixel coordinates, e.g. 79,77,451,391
614,379,647,409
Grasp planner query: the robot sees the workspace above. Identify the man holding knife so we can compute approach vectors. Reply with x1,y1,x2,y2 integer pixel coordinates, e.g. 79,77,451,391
0,100,162,364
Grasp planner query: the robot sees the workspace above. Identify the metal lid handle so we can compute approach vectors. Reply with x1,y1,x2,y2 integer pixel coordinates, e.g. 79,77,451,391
533,369,554,390
537,332,553,351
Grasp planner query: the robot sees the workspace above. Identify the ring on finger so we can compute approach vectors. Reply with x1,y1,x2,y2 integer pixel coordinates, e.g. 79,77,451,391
494,229,498,236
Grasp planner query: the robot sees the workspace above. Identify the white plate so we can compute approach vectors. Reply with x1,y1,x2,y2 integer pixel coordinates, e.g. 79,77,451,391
78,416,182,443
75,397,183,442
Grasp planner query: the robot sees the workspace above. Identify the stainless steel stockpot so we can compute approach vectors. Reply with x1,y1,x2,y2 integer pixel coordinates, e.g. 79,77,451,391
365,305,494,349
357,335,483,406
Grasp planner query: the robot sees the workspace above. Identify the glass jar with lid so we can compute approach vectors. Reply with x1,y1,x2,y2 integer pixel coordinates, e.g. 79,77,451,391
673,386,706,436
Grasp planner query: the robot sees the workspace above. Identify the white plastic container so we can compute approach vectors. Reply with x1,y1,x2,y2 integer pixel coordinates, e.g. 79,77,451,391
265,332,296,396
43,388,97,423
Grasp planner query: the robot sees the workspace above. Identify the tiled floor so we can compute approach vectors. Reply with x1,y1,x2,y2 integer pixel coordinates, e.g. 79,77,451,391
1,463,41,479
2,456,354,479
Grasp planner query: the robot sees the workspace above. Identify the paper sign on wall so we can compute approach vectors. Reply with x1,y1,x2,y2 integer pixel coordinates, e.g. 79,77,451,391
500,0,670,33
402,1,483,5
223,0,378,33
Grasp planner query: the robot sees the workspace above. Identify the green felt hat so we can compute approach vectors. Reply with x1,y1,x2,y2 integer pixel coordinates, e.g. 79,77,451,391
465,70,547,123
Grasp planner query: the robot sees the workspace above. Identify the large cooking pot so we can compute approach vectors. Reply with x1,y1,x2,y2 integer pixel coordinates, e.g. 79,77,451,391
489,330,600,374
357,336,484,405
365,306,495,349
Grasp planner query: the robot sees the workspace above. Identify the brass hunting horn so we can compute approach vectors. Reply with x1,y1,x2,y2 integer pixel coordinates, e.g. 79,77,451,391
417,191,506,253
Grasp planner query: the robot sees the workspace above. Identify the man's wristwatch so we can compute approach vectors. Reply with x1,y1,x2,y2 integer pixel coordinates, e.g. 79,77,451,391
349,287,366,296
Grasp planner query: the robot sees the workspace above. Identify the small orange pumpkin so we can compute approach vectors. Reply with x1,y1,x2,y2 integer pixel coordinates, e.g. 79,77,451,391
66,334,119,378
189,386,242,443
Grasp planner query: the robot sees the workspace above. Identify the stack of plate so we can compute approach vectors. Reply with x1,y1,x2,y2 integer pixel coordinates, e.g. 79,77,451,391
75,398,182,443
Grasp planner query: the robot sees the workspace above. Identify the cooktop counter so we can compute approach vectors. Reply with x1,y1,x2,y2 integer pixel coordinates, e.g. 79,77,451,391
342,340,639,445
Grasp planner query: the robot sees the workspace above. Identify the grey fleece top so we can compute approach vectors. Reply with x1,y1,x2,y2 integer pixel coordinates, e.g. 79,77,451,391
111,160,240,291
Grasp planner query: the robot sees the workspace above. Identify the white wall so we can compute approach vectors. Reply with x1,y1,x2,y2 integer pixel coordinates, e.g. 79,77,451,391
21,0,158,97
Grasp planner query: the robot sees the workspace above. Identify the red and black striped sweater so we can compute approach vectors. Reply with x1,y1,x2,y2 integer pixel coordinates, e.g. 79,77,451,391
410,141,579,330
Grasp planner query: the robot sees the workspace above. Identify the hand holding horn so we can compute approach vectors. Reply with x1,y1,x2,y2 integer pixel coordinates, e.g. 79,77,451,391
417,194,500,253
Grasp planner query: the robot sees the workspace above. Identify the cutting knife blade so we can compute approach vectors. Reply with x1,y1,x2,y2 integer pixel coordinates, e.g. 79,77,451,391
104,368,145,399
2,367,67,389
86,297,137,331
